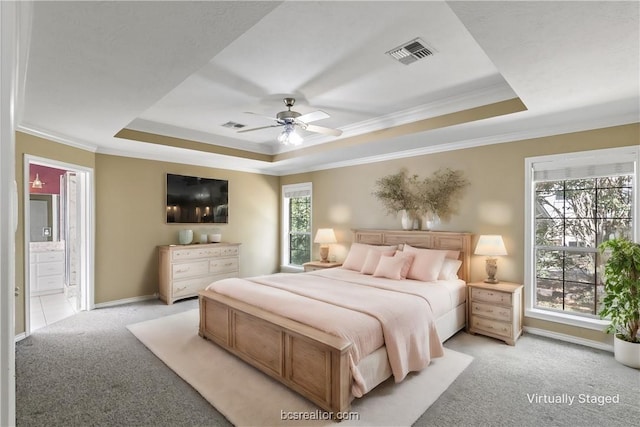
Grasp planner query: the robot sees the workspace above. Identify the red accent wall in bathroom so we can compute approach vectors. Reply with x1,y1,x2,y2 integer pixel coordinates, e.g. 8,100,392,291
29,164,67,195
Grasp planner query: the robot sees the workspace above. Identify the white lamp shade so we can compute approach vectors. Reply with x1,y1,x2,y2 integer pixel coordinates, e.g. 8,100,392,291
474,235,507,256
314,228,337,244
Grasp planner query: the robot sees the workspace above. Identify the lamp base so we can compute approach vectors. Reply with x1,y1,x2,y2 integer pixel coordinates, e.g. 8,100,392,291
485,257,499,284
319,245,329,263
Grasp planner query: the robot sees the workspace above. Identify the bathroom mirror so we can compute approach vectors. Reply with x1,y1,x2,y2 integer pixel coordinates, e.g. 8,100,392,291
29,194,60,242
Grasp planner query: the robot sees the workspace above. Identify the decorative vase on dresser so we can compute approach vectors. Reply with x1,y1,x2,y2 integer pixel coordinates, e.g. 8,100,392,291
158,242,240,304
467,281,523,345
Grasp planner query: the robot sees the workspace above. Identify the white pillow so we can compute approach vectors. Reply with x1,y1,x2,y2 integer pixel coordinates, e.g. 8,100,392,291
342,243,397,271
402,244,447,282
438,258,463,280
361,249,395,275
373,255,407,280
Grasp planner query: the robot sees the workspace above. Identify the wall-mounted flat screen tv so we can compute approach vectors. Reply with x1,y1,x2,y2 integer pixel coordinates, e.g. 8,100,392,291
166,173,228,223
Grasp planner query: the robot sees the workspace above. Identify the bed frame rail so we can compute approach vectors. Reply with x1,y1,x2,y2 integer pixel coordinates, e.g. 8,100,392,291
198,290,353,414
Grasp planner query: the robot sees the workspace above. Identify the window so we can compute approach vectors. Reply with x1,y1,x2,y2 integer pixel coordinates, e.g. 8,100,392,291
282,183,312,267
525,147,639,329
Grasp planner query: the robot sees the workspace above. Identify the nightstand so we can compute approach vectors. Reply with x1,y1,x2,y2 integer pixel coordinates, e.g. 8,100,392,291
467,281,523,345
303,261,342,272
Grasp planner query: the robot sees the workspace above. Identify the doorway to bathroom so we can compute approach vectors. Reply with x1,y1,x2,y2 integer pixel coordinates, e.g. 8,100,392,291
24,155,93,335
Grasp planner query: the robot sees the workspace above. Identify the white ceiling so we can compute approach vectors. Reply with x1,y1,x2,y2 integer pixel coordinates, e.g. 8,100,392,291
17,1,639,175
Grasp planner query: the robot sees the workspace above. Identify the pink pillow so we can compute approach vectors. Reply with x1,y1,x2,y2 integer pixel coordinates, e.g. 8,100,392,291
393,251,415,279
373,255,407,280
402,244,447,282
361,249,395,275
342,243,397,271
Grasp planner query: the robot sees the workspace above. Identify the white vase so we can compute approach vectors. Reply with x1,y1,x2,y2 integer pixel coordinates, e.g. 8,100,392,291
400,210,412,230
421,212,440,230
614,335,640,369
178,229,193,245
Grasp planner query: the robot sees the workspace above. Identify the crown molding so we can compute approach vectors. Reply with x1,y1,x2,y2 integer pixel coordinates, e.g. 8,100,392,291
16,124,98,152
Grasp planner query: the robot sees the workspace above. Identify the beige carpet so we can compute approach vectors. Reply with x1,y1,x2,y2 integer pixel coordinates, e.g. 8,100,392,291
127,309,472,427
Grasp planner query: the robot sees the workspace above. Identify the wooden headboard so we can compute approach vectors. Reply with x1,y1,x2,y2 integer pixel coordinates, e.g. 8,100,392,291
352,229,473,283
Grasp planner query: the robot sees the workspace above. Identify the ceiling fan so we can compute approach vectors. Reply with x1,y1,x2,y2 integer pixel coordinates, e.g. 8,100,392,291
238,98,343,146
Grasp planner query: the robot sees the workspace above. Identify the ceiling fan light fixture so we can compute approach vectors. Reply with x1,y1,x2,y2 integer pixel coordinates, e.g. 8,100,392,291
278,124,303,146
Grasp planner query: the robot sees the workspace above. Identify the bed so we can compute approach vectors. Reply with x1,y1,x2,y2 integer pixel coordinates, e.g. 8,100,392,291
198,229,471,414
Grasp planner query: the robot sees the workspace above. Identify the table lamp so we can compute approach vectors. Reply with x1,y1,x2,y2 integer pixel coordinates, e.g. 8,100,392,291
314,228,337,263
474,235,507,284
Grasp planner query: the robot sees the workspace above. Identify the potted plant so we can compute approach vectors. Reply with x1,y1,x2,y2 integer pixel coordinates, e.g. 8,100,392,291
599,238,640,369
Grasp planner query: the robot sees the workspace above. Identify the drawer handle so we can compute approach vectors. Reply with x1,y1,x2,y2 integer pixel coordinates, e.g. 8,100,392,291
224,262,233,267
176,268,189,273
176,286,187,292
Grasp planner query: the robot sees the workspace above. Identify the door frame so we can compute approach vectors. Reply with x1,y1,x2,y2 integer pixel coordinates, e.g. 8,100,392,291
23,155,95,336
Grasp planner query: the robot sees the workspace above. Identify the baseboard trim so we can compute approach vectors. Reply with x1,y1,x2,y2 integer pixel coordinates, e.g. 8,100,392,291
14,333,26,343
94,294,158,309
524,326,614,353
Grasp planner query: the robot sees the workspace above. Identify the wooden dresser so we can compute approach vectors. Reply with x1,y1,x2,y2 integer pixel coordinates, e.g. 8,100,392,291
467,281,523,345
158,243,240,304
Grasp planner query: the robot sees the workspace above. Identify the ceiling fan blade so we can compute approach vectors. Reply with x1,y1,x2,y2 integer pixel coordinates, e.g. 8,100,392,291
237,124,282,133
297,110,330,123
304,124,343,137
243,111,279,122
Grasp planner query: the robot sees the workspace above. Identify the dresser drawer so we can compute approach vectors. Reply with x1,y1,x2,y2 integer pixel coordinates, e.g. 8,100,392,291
471,316,512,338
172,247,222,260
210,257,239,274
36,251,64,263
221,246,239,257
172,276,215,298
471,288,512,305
37,262,65,276
172,272,239,298
471,301,512,322
172,260,209,279
37,274,64,290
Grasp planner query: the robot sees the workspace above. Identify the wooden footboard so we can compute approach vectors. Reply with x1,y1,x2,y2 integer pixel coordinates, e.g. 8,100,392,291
198,289,353,414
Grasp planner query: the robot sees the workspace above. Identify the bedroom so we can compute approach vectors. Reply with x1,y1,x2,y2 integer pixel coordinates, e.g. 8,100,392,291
1,1,639,426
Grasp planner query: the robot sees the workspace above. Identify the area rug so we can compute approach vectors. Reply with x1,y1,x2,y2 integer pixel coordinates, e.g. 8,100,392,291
127,309,473,426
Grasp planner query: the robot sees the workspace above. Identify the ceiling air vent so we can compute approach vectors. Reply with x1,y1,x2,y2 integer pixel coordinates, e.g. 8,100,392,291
386,38,435,65
221,121,246,129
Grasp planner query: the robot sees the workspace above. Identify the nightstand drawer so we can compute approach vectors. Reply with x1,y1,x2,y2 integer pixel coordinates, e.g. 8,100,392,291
471,288,512,305
471,317,512,338
471,301,512,322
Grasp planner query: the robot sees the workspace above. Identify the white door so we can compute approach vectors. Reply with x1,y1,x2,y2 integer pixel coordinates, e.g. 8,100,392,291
60,171,81,311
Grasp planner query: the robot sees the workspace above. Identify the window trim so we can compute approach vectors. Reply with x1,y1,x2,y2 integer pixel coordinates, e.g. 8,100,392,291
281,182,312,270
524,146,640,330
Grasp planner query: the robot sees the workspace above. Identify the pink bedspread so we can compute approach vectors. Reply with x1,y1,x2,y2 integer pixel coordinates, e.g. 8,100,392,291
205,270,445,397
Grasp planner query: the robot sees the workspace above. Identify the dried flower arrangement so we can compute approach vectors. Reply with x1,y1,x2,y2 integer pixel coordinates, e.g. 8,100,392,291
373,168,469,222
413,168,470,221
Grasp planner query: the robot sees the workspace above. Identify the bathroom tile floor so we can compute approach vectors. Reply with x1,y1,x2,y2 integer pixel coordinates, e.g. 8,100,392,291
30,292,78,332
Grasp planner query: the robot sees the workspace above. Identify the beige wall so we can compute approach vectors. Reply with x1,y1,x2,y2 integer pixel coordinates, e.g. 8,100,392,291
94,154,280,303
15,132,280,334
15,124,639,344
282,123,640,345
